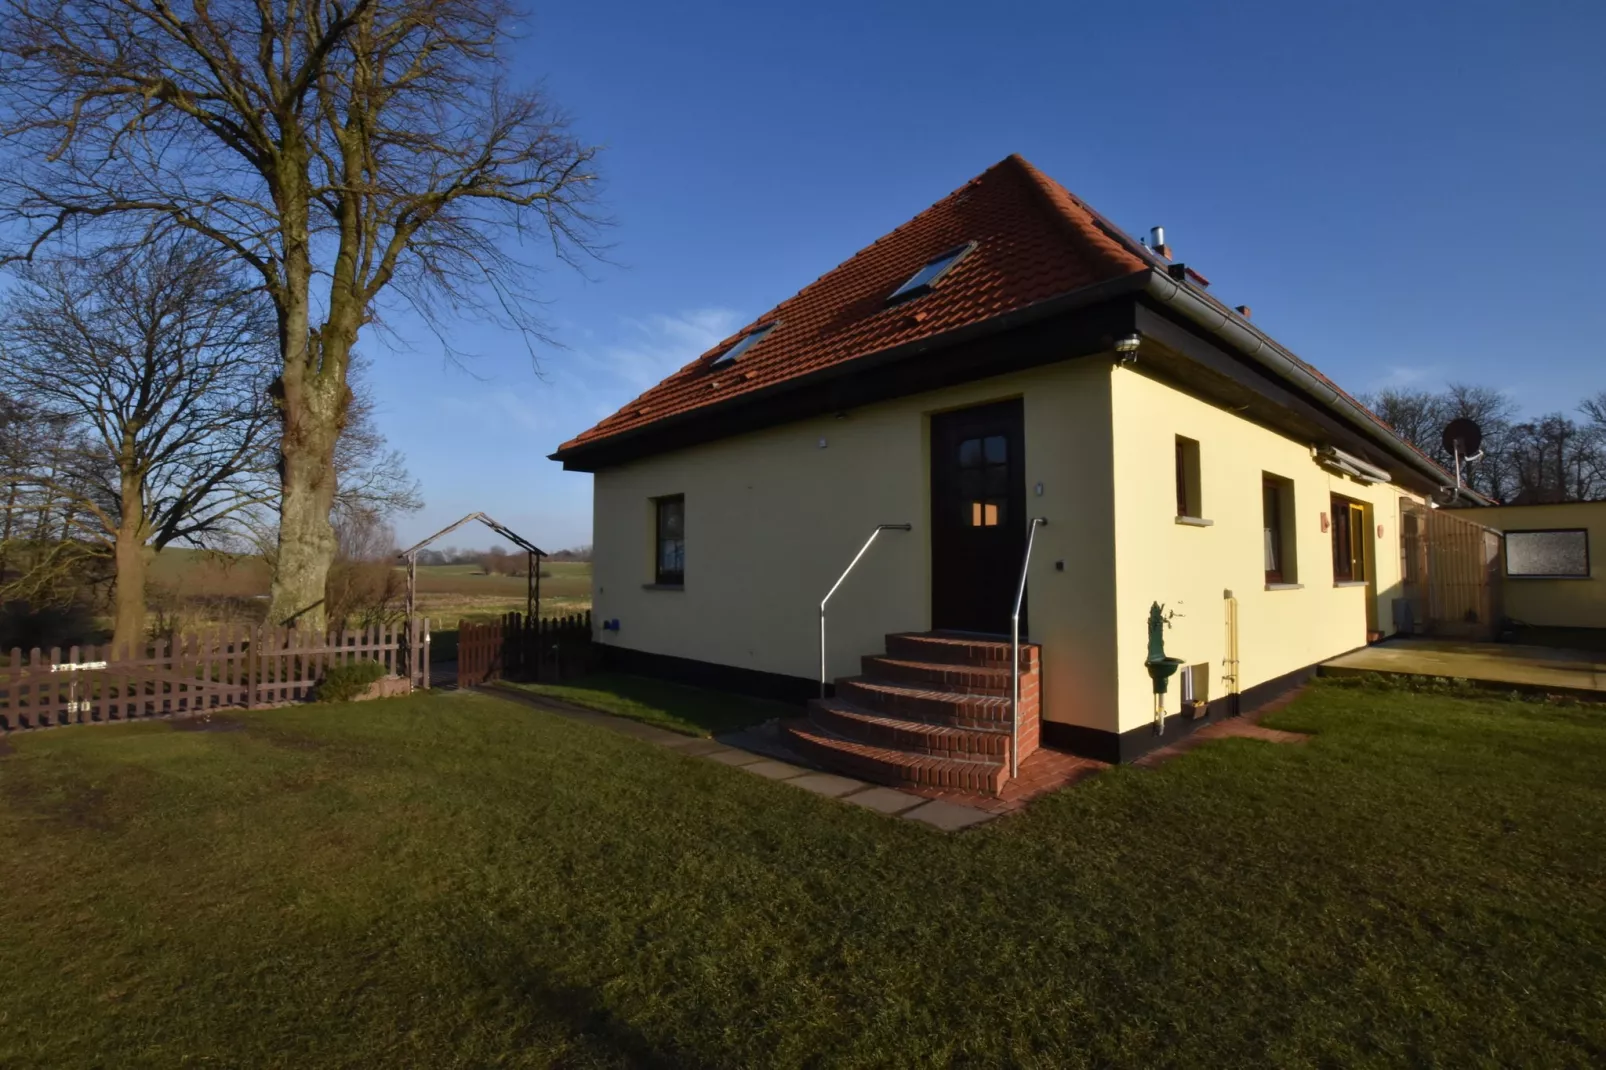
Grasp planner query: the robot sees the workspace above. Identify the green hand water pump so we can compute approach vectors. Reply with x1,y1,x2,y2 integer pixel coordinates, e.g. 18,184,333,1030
1144,602,1185,733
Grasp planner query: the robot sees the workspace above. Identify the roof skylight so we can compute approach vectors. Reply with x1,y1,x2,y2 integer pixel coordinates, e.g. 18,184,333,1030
712,323,775,366
887,242,974,303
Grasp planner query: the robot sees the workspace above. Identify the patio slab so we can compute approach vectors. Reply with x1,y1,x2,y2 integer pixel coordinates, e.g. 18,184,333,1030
903,800,995,831
788,772,865,797
1322,638,1606,699
742,759,807,780
707,748,767,767
841,786,925,814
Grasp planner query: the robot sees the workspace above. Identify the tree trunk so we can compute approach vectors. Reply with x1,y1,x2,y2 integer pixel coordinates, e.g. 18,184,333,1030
111,485,149,655
265,338,351,633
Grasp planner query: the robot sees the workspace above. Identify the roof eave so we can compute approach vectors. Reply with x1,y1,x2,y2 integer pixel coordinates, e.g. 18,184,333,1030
1140,270,1493,506
549,270,1152,470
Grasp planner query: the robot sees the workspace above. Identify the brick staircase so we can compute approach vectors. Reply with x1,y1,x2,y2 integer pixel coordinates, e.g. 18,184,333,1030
782,632,1041,797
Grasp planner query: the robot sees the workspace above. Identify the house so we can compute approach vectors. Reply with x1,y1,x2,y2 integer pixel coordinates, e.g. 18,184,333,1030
551,154,1487,793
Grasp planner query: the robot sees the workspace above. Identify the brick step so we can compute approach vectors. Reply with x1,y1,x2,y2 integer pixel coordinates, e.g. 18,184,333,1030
836,676,1014,728
808,698,1009,759
781,719,1008,796
861,655,1015,697
885,632,1039,671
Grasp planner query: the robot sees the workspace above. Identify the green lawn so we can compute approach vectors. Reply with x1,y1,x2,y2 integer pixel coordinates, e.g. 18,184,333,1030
498,672,793,736
1,681,1603,1067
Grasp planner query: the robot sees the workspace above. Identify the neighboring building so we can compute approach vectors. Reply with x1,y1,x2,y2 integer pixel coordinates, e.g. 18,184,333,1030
551,155,1488,791
1470,502,1605,633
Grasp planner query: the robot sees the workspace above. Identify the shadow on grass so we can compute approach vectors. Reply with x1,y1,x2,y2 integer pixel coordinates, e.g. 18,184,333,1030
491,955,695,1070
498,672,792,737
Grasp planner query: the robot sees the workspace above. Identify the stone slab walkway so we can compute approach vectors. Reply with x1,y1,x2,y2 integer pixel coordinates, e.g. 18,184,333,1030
478,683,1314,826
479,685,995,831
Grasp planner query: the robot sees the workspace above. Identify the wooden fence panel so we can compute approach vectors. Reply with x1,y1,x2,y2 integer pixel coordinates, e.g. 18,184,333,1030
2,620,419,733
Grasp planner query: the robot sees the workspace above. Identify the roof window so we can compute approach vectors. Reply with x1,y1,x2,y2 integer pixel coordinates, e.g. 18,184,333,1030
887,242,975,303
711,323,775,366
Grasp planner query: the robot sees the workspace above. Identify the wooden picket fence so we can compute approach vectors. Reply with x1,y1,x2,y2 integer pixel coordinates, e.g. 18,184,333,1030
459,611,594,687
0,619,430,733
1400,500,1504,639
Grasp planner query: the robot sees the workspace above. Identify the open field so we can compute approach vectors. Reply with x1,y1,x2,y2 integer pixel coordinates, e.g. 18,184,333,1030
2,678,1602,1067
409,561,592,628
141,549,592,631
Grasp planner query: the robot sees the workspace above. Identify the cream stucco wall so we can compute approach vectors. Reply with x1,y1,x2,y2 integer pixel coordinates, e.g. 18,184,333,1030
591,355,1424,741
1108,367,1421,734
591,359,1123,733
1473,502,1606,629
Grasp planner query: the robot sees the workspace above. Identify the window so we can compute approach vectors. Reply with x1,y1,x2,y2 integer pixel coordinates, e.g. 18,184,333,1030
711,323,775,366
1262,475,1296,585
1175,436,1201,519
1330,495,1367,583
1505,529,1590,578
958,434,1008,528
888,243,975,303
654,495,685,585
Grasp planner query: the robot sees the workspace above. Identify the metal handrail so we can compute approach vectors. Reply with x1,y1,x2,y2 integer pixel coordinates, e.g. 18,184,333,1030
1011,517,1048,777
820,523,913,698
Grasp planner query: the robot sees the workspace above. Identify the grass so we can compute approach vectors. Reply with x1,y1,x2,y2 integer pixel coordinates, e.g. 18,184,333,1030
497,672,793,736
1,679,1603,1067
416,561,592,632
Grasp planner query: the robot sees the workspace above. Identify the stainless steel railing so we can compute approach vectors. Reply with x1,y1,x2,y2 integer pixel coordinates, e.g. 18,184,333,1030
1011,517,1048,777
819,524,913,698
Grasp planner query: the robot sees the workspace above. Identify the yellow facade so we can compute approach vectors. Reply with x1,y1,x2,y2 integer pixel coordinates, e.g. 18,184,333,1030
592,358,1122,733
1475,502,1606,630
1108,367,1420,734
591,354,1425,742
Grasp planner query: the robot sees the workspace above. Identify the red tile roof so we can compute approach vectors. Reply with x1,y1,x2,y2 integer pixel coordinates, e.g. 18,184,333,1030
554,154,1459,490
556,154,1150,454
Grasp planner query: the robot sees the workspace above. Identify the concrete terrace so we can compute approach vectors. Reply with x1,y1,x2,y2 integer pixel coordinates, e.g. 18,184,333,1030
1322,637,1606,700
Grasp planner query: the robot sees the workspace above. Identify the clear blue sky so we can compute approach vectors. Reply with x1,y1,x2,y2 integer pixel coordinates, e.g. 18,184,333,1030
369,0,1606,551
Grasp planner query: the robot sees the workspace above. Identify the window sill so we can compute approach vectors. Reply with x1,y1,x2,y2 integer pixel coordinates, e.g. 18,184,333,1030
1174,515,1214,527
1264,582,1304,591
1333,580,1369,588
641,583,684,591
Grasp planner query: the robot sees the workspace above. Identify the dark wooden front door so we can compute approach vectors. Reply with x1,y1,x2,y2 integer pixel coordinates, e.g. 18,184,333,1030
930,399,1027,635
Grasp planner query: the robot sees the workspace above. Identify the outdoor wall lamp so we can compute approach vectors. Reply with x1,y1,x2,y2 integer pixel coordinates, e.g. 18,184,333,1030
1114,333,1142,364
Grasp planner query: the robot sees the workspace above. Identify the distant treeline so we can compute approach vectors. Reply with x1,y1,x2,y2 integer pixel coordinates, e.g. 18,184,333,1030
415,545,592,572
1363,384,1606,504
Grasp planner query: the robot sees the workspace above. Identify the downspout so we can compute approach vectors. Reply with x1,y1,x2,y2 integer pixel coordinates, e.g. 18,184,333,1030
1141,271,1492,504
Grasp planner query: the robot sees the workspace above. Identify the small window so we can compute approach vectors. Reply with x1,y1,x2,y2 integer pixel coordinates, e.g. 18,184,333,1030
1505,529,1589,578
1263,475,1296,584
1175,436,1201,519
1331,495,1367,583
654,495,685,585
711,323,775,366
888,242,974,303
958,434,1008,528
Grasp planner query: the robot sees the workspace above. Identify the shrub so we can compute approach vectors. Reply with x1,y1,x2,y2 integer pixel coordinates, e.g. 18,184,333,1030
0,600,99,650
317,659,387,703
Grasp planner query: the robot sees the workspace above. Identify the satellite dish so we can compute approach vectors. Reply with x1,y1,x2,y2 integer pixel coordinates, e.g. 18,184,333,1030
1442,418,1483,457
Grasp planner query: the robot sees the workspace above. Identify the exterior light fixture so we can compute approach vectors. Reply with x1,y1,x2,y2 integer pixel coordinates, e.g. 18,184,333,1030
1114,333,1142,364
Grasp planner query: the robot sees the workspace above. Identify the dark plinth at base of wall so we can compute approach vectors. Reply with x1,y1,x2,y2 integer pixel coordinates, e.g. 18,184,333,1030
601,643,1322,764
1041,661,1321,764
599,644,821,707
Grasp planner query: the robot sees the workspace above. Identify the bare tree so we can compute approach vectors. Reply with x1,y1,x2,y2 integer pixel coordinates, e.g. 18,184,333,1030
1507,414,1604,504
0,239,277,649
334,355,422,524
0,0,603,631
325,505,404,630
1363,382,1520,500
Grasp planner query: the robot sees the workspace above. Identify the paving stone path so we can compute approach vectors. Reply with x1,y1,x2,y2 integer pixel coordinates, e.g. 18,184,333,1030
478,686,997,830
478,684,1313,829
